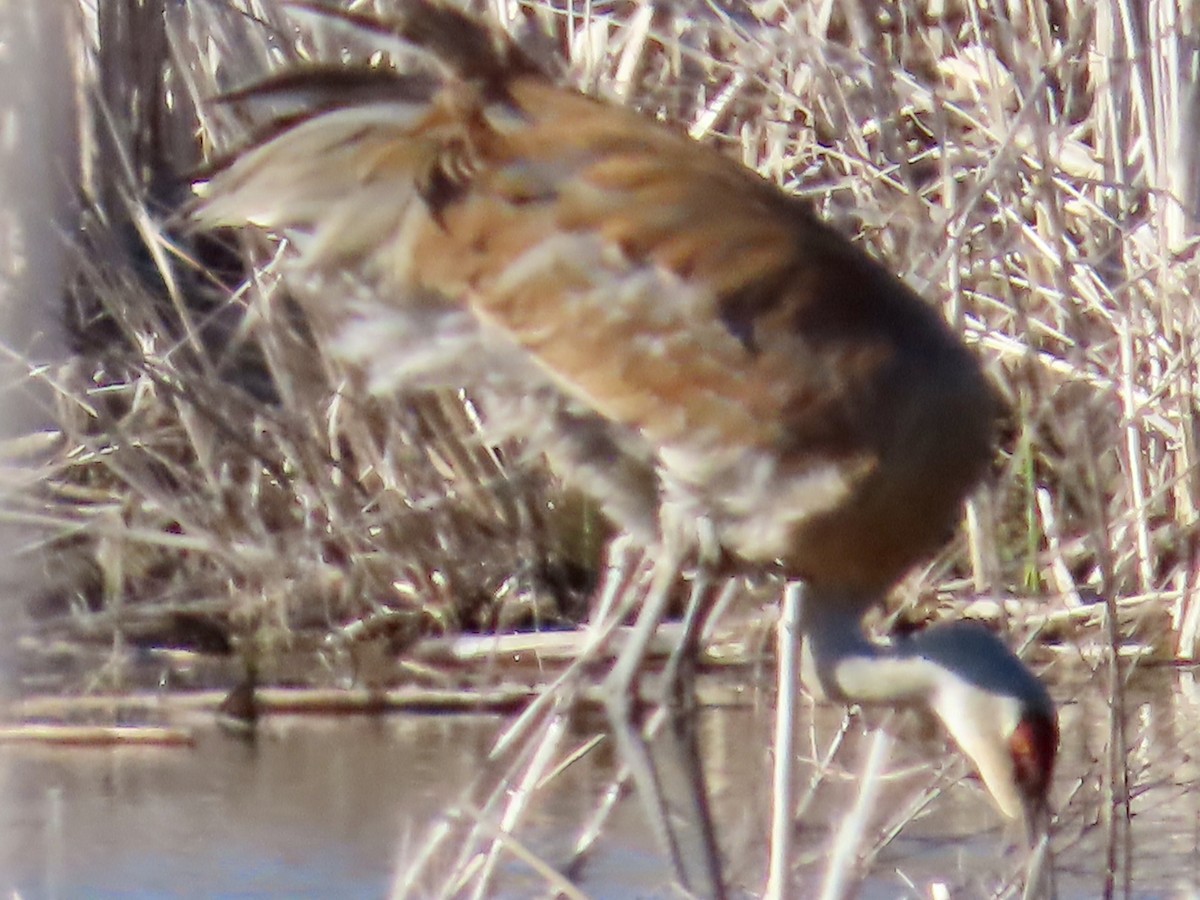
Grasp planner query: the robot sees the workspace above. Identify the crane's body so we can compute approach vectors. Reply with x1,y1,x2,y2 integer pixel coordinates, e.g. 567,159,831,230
198,5,996,593
194,0,1057,873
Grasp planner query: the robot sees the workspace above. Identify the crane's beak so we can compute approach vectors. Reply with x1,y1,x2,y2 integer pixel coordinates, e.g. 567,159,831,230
1019,788,1052,846
1010,709,1058,844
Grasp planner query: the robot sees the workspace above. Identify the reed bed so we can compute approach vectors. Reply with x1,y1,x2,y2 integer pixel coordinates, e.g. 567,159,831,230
4,0,1200,896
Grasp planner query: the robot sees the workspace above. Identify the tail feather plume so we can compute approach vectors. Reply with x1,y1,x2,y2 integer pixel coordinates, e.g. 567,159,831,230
193,1,539,270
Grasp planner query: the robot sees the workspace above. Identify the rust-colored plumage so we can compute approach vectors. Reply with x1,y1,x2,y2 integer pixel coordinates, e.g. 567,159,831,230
197,1,997,593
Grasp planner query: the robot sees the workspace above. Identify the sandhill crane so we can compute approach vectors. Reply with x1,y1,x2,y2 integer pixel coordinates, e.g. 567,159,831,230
192,0,1058,893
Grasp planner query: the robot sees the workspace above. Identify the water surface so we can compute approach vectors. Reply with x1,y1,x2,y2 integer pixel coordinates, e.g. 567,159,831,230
3,667,1197,897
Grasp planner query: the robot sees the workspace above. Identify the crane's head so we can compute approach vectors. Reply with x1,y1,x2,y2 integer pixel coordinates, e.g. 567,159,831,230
910,623,1058,831
801,591,1058,830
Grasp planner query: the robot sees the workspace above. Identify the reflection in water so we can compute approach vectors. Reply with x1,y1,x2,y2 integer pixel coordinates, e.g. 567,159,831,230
2,668,1198,897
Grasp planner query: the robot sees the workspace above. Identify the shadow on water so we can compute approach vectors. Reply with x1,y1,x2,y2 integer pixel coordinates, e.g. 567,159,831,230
2,666,1199,898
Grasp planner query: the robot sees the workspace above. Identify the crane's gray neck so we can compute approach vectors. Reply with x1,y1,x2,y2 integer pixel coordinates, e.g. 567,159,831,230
798,586,941,707
797,584,1052,715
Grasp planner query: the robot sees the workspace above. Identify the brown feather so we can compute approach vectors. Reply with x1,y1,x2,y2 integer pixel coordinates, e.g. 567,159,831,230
192,0,999,589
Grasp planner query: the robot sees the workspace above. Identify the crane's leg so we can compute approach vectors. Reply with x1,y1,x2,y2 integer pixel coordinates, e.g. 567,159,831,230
764,582,803,900
572,574,730,896
659,569,726,899
601,546,688,883
601,545,727,898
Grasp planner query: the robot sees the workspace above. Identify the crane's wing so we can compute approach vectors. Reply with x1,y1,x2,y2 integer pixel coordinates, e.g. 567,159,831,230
193,1,996,585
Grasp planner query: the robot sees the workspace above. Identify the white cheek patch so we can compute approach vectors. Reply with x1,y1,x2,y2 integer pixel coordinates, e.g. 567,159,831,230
934,676,1024,820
